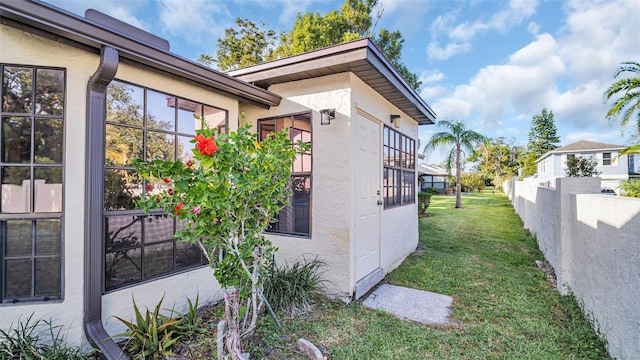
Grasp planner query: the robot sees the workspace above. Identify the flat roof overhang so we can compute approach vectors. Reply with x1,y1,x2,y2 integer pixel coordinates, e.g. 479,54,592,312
0,0,281,108
229,38,436,125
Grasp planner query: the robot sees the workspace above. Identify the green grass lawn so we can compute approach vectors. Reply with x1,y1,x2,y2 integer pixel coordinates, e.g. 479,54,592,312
186,192,610,359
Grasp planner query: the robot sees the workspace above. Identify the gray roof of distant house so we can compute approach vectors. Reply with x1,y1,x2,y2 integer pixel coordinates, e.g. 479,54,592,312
536,140,626,162
229,38,437,125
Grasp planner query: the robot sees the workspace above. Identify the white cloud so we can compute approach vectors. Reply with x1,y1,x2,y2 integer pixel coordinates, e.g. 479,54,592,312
158,0,232,45
420,70,446,84
427,0,540,61
426,0,639,146
527,21,539,35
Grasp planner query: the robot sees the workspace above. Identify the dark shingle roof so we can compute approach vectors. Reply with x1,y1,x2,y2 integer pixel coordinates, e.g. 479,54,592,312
536,140,625,163
553,140,624,152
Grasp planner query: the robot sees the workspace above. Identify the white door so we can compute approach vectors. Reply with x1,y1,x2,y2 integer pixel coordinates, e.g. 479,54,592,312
354,113,381,281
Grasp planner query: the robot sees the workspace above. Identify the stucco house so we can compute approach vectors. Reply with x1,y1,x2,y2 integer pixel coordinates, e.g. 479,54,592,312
535,140,630,193
0,0,435,356
418,163,451,194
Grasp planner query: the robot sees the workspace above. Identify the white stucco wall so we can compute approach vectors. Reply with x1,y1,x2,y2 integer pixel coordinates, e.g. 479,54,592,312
240,73,354,299
238,72,420,299
349,74,419,275
504,177,640,360
0,24,97,348
0,25,233,348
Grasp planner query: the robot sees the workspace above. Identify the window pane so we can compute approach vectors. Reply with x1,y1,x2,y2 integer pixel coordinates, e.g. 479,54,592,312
34,167,62,213
35,118,63,163
35,257,61,297
146,131,175,162
145,215,174,244
105,169,141,211
176,242,203,269
2,116,31,163
35,219,60,256
107,82,144,126
144,242,174,277
4,219,31,257
105,125,143,166
35,69,64,116
105,247,141,289
147,90,175,131
105,215,142,252
202,106,226,134
5,259,32,298
2,66,33,114
1,166,30,213
293,153,311,173
177,98,200,134
177,135,193,163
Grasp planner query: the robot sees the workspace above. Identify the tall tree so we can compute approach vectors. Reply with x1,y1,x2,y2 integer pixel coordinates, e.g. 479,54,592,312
523,108,560,176
469,137,525,183
202,18,278,71
202,0,422,89
423,120,486,209
603,61,640,135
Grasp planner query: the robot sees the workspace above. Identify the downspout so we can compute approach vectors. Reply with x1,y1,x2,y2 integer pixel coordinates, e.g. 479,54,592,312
84,46,128,359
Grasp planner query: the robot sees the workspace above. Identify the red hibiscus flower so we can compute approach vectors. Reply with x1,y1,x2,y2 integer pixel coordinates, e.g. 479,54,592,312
175,202,184,215
190,206,201,215
145,184,154,192
163,178,171,184
195,134,219,156
167,188,174,195
185,160,193,167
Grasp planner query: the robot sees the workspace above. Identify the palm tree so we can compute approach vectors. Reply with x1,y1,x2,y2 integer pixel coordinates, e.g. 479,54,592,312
423,120,487,209
603,61,640,135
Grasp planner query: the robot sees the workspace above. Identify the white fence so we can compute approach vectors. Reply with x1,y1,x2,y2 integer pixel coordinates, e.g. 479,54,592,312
503,177,640,360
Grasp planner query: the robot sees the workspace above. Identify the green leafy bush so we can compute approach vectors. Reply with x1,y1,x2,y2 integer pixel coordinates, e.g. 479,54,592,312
418,188,438,216
0,313,91,359
263,257,327,316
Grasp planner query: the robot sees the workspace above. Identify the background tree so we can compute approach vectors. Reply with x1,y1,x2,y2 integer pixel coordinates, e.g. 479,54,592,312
202,18,278,71
565,156,599,177
603,61,640,135
201,0,421,89
468,137,525,185
522,108,560,176
460,172,485,192
423,120,486,209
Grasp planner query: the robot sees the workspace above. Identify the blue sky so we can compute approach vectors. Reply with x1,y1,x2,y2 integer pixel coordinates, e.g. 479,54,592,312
46,0,640,164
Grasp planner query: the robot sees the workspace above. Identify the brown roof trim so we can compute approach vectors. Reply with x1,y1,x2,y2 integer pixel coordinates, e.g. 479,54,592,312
0,0,281,108
229,39,436,125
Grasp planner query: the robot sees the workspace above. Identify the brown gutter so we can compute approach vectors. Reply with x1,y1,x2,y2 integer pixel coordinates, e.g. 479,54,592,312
0,0,281,108
84,46,128,360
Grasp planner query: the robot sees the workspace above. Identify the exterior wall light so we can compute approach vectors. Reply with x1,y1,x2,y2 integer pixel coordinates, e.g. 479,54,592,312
320,108,335,125
390,114,401,128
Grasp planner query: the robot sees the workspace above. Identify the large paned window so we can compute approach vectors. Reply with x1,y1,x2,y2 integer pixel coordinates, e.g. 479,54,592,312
602,152,612,166
104,80,227,291
1,65,64,303
383,126,415,208
258,113,311,236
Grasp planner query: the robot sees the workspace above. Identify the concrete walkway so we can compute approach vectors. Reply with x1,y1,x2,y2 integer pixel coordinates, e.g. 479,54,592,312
362,284,453,325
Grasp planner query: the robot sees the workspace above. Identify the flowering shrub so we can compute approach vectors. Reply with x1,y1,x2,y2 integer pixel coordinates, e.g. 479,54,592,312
132,123,308,358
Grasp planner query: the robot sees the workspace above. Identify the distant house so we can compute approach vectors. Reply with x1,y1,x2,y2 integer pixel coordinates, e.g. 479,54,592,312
418,164,451,194
536,140,631,192
0,1,436,355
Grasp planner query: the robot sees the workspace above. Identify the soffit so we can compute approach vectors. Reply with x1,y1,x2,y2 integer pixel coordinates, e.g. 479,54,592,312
229,39,436,125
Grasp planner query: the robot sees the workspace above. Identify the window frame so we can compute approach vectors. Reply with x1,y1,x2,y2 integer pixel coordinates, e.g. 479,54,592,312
383,126,416,209
1,64,65,303
103,79,227,292
257,111,312,237
602,152,612,166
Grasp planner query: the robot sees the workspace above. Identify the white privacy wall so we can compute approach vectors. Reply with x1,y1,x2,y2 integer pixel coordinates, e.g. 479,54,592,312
504,177,640,360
